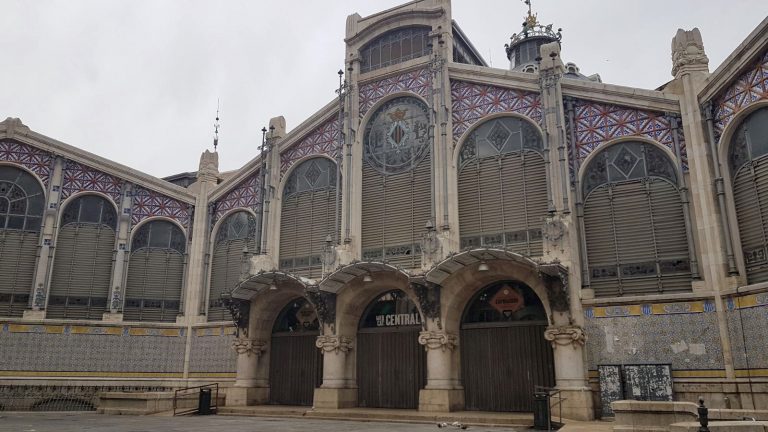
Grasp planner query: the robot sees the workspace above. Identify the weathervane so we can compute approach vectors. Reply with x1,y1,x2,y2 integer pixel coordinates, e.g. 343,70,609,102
213,99,220,151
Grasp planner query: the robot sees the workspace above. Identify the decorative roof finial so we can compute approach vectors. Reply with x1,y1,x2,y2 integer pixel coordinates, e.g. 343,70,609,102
523,0,537,30
213,99,220,151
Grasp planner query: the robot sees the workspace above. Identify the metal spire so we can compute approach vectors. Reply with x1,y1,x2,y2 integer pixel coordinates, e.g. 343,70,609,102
213,99,220,151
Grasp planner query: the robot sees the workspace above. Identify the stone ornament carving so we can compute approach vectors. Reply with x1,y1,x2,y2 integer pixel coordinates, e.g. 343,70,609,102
1,117,30,138
411,280,441,328
542,214,565,243
671,28,709,77
315,335,353,355
232,338,268,357
418,331,457,352
198,150,219,182
544,325,586,349
305,290,337,328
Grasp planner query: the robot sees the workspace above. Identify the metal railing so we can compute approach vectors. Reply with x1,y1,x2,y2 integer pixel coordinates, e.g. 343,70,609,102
172,383,218,416
535,386,567,431
0,385,169,412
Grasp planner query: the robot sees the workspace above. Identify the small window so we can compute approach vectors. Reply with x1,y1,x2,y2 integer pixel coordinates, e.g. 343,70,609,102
360,27,432,73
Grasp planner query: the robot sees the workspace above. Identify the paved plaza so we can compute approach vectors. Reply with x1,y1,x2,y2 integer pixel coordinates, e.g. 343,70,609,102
0,413,534,432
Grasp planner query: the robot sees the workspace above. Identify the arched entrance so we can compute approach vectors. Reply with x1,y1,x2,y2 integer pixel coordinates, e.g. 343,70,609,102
268,297,322,406
357,290,426,409
460,281,554,412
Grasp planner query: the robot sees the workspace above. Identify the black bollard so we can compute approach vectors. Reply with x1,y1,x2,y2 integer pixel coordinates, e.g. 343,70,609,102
697,397,709,432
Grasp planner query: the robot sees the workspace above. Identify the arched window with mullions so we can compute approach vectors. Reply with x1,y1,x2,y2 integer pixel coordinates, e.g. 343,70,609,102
359,26,431,74
582,141,691,297
48,195,117,319
728,106,768,283
457,116,547,256
124,220,186,322
208,211,258,321
0,165,45,317
279,157,338,278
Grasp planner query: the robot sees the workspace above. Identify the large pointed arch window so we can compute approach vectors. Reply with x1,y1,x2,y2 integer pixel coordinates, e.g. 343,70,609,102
582,141,691,297
208,211,257,321
457,116,546,256
0,165,45,317
361,96,432,268
279,157,337,278
729,106,768,283
48,195,117,319
124,220,186,322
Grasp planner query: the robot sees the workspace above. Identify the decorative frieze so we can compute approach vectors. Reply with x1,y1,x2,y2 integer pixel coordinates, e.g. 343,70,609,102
418,331,457,352
544,325,586,349
131,185,191,228
358,68,431,117
712,49,768,142
212,172,262,223
0,138,53,186
231,338,267,357
279,116,340,177
315,335,353,354
60,160,123,204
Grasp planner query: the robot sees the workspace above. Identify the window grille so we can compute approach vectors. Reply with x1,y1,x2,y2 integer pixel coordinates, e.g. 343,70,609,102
279,157,337,278
124,221,186,322
360,26,431,74
361,97,432,269
457,117,546,256
0,165,45,317
48,195,117,319
729,106,768,283
208,211,258,321
582,141,691,297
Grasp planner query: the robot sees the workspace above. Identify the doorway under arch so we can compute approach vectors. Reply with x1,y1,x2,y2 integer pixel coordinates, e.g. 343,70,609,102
268,297,322,406
460,280,554,412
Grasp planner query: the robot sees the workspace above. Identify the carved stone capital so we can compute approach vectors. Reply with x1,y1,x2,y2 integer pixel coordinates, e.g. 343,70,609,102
232,338,267,357
671,28,709,77
418,331,458,352
315,335,353,355
544,325,586,349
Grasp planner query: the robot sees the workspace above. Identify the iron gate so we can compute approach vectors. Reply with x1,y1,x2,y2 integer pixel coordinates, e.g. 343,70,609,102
268,333,322,406
461,322,554,412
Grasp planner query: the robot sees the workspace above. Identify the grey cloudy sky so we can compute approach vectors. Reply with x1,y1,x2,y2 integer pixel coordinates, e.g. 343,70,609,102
2,1,766,178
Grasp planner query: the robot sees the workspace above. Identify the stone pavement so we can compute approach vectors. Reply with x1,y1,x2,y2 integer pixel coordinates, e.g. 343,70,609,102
0,412,528,432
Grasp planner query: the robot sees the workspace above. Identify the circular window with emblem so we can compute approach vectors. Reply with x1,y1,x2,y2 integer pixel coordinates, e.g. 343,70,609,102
363,96,431,174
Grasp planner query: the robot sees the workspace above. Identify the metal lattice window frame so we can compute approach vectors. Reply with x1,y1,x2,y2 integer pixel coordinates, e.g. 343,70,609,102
360,26,431,74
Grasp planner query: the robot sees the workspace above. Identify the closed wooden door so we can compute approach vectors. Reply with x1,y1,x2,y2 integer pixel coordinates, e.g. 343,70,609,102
461,322,554,412
357,327,425,409
268,333,322,406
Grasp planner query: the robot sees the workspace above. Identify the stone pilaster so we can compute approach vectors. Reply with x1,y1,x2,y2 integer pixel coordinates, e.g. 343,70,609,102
418,329,463,412
104,182,133,319
314,334,356,408
227,338,269,406
544,325,593,421
25,156,64,319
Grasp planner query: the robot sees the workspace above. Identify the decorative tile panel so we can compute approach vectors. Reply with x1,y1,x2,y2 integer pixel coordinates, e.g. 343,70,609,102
451,80,542,143
279,116,340,176
189,326,237,373
60,160,123,204
0,140,53,186
726,298,768,370
568,99,688,171
359,68,432,117
131,185,191,228
212,172,262,222
713,50,768,143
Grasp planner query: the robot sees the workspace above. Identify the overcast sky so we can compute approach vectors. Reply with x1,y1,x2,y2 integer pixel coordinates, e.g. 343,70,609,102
2,1,766,178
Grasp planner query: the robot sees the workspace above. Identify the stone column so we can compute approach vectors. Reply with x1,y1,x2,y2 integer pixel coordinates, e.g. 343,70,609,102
181,150,218,323
314,333,356,408
104,182,133,320
226,337,269,406
418,328,463,412
544,325,593,421
25,156,64,319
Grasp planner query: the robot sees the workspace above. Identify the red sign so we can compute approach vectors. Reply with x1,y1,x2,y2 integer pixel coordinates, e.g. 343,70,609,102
490,285,524,316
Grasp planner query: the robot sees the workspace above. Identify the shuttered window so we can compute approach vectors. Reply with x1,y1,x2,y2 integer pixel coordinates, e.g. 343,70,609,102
279,157,338,278
48,195,117,319
124,221,186,322
729,107,768,284
457,116,546,256
361,97,432,269
208,211,258,321
582,141,691,297
0,166,45,317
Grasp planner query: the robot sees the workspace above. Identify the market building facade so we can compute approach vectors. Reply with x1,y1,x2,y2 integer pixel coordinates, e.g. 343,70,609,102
1,0,768,420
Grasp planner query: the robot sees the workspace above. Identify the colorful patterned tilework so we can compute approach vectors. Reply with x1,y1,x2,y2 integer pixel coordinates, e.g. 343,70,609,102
713,50,768,143
131,185,191,228
212,172,262,222
279,116,340,177
451,80,542,143
0,140,53,186
60,160,123,204
585,301,715,319
568,99,688,171
359,68,432,117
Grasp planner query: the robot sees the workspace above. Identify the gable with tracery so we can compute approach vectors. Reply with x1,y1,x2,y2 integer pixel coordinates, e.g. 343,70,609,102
60,160,123,204
212,172,262,223
359,68,432,117
279,117,340,177
713,49,768,143
0,140,53,186
131,185,191,228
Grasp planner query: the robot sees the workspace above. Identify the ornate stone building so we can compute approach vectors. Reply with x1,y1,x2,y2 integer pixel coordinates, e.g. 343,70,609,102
1,0,767,420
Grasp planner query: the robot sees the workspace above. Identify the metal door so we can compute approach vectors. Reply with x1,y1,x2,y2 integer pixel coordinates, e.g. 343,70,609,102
268,333,322,406
357,327,426,409
461,322,554,412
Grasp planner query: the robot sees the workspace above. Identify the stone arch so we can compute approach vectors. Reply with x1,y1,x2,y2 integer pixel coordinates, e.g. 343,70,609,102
452,112,545,168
